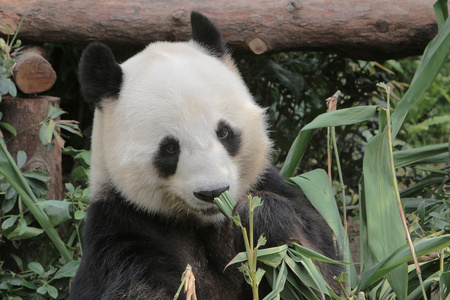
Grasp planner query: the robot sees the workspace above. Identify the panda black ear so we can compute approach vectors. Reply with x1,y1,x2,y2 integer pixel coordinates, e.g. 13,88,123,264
78,43,123,107
191,11,226,57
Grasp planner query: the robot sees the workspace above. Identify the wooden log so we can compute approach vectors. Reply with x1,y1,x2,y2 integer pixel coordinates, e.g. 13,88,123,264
0,0,440,60
12,46,57,94
1,96,63,200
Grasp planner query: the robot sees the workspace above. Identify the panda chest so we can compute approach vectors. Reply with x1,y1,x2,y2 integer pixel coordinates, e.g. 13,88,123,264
160,223,243,298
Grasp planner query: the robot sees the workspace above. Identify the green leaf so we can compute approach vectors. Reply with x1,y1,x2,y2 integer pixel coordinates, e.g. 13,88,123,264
291,243,352,265
71,166,89,183
226,245,288,269
0,142,73,262
1,216,18,229
18,218,27,235
74,210,86,220
39,124,48,145
257,245,288,268
358,235,450,292
434,0,448,30
54,261,80,279
17,151,27,169
10,253,24,271
255,268,266,286
44,119,55,143
214,191,236,219
262,260,289,300
405,270,438,300
290,169,358,288
390,15,450,139
281,106,378,178
2,58,15,70
393,143,449,168
28,262,45,276
257,234,267,249
0,121,17,136
20,279,38,290
23,170,50,182
441,271,450,300
8,226,44,240
283,254,322,295
286,251,329,298
6,78,16,97
36,285,47,295
47,284,58,298
361,131,407,298
74,149,91,167
38,200,73,226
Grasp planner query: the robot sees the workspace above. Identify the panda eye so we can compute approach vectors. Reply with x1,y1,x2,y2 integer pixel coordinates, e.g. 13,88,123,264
165,143,179,154
217,126,229,139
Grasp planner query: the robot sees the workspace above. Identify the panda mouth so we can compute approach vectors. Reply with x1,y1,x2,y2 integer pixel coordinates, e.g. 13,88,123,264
195,205,220,216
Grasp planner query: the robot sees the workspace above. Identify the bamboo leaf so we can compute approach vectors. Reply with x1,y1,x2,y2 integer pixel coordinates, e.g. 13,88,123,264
440,271,450,300
362,131,407,298
284,253,323,294
405,271,439,300
262,261,289,300
393,143,449,168
302,106,380,131
291,243,353,265
290,169,358,287
434,0,448,30
281,106,379,178
391,16,450,139
226,245,288,269
358,235,450,292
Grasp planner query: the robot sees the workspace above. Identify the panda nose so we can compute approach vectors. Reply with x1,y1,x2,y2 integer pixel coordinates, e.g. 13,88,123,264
193,186,230,202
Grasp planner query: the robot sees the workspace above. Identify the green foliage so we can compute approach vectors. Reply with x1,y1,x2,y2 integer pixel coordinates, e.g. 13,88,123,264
0,7,27,101
0,115,87,299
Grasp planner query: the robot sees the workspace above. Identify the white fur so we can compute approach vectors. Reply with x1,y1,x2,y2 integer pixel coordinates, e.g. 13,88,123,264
90,41,271,223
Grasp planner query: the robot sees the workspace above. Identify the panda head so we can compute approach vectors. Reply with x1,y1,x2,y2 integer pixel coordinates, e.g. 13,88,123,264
79,12,271,223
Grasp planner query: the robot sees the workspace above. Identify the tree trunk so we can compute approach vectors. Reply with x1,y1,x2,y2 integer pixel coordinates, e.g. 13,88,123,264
0,0,439,60
1,96,63,200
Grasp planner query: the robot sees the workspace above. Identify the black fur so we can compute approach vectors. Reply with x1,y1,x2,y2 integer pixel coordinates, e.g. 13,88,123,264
191,11,226,57
153,136,180,178
235,165,343,289
69,189,246,300
78,43,123,107
70,167,341,299
216,120,241,156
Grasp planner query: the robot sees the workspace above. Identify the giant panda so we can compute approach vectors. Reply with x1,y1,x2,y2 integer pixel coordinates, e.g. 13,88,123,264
70,12,341,300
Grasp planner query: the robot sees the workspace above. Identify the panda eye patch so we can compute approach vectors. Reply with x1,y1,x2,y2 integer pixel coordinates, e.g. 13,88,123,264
153,136,180,177
216,120,241,156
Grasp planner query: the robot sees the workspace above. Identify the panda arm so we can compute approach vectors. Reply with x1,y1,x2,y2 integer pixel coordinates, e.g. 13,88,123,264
70,195,187,300
233,165,338,257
